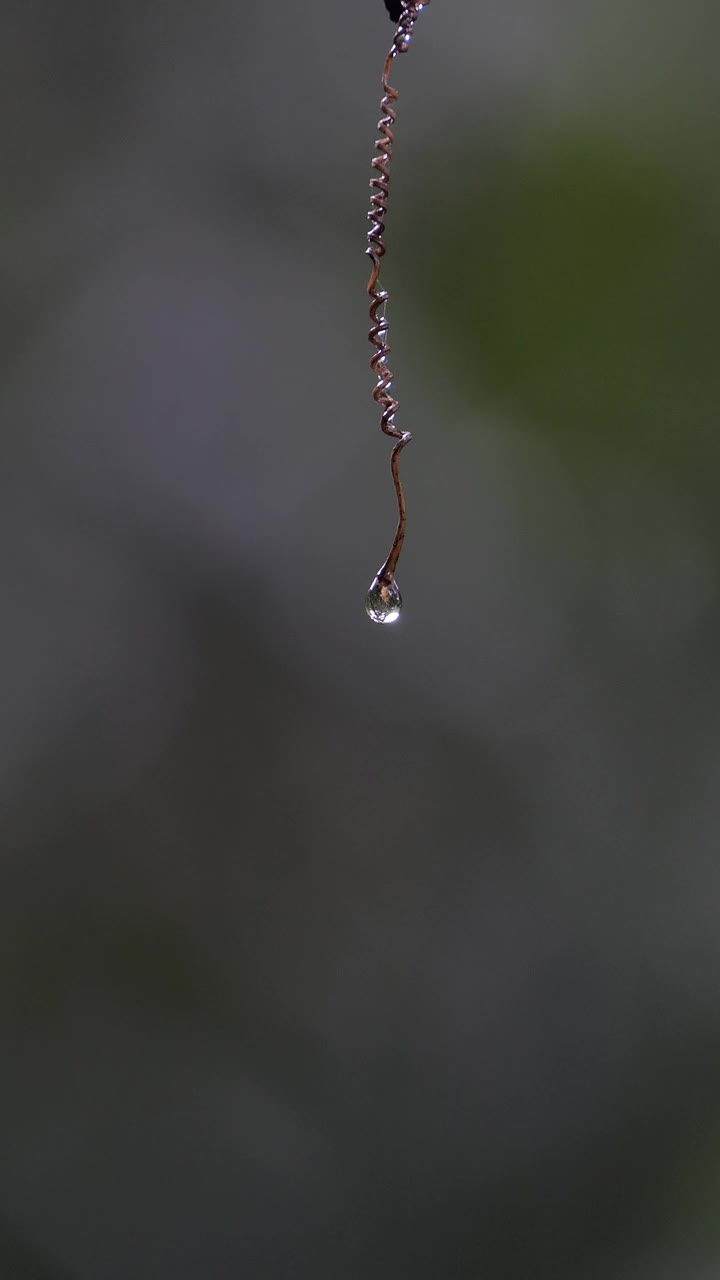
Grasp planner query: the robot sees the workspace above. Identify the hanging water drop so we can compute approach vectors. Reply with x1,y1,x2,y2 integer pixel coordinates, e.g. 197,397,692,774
365,574,402,624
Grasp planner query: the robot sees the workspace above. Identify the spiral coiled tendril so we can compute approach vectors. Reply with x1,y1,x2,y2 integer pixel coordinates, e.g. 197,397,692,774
366,2,431,618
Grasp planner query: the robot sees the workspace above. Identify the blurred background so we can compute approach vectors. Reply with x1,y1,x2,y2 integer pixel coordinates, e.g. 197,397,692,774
2,0,720,1275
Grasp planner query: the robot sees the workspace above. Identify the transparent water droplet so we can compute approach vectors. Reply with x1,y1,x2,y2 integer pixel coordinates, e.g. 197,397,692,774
365,575,402,624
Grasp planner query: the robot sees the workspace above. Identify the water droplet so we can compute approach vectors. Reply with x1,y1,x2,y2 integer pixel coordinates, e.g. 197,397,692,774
365,574,402,624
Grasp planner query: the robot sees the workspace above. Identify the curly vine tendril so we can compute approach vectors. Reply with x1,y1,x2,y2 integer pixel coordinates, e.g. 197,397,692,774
366,2,431,610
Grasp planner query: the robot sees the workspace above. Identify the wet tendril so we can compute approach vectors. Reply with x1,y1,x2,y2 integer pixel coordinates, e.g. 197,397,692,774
365,0,432,625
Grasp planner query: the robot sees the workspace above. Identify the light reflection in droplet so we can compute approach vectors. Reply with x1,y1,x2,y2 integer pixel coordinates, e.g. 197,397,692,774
365,574,403,624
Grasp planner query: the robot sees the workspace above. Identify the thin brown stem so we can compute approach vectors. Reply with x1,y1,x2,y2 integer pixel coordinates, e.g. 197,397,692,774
366,2,431,591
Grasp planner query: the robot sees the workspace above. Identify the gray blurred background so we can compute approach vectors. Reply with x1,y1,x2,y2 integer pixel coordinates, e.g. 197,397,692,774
2,1,720,1276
